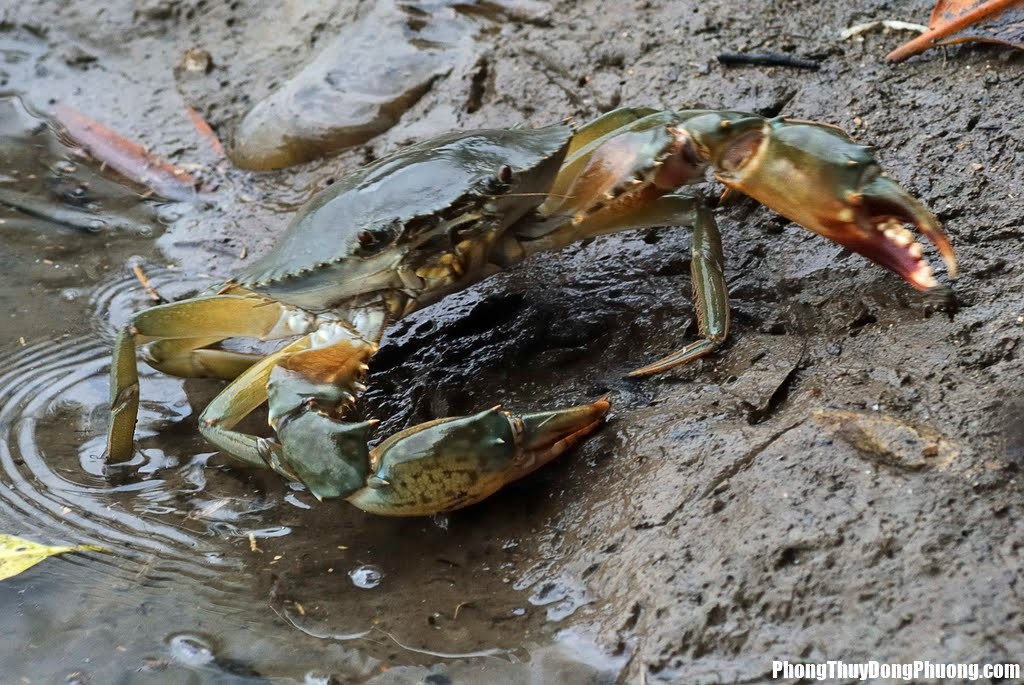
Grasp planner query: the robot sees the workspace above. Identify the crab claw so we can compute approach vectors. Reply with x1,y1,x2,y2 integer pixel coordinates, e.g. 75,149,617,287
686,113,957,291
347,399,611,516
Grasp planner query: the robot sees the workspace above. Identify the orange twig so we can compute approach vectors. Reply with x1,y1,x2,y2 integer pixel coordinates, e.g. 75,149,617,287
132,264,163,302
887,0,1023,61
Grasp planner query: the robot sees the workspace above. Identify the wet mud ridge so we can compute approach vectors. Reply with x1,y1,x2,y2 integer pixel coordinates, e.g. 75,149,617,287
0,0,1022,683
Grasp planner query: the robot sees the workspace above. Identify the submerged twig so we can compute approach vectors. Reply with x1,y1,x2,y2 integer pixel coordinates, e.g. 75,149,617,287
132,264,164,302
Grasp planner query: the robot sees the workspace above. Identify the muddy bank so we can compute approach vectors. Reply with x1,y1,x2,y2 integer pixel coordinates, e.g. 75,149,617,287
1,0,1022,682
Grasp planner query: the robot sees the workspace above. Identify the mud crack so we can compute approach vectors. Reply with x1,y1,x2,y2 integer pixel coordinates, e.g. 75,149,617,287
700,420,805,500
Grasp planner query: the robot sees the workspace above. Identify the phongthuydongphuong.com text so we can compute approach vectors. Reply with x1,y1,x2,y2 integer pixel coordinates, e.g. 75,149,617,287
771,659,1020,681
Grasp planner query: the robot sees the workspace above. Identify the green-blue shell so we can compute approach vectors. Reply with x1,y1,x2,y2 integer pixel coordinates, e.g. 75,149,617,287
237,124,573,308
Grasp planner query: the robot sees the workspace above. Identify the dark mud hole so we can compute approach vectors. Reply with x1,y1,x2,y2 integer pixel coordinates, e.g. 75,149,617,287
1,1,1023,683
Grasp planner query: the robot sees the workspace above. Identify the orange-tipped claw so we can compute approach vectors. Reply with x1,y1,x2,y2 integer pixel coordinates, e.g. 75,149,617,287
346,399,611,516
518,398,611,469
853,173,957,287
690,114,957,293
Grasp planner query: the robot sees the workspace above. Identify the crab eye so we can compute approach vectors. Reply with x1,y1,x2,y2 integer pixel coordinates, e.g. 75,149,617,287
719,130,765,173
357,230,375,246
497,165,513,184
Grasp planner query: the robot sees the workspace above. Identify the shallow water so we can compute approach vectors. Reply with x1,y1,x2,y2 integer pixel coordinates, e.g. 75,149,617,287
0,82,621,684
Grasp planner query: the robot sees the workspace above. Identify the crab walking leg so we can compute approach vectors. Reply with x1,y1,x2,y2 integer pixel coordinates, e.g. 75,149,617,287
200,320,383,499
518,195,730,376
106,326,141,462
143,338,264,380
628,205,729,376
347,400,611,516
197,336,312,471
129,294,310,378
105,294,314,462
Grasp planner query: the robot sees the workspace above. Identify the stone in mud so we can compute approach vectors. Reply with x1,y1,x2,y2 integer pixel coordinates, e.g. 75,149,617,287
230,0,547,170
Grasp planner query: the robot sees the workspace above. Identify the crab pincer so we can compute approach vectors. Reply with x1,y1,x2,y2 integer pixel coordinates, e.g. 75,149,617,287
347,399,611,515
684,113,958,293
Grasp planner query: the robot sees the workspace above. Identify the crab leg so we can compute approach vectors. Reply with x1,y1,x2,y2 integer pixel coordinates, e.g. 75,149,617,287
196,319,382,494
518,191,731,375
197,327,609,512
106,326,141,461
105,294,310,462
521,193,703,254
682,113,958,291
565,107,660,156
197,336,313,472
142,338,264,380
538,113,703,226
542,107,664,211
123,294,308,381
628,204,729,376
187,304,611,510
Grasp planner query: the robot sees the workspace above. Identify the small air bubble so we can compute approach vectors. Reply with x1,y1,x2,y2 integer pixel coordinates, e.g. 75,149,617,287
348,564,383,589
166,632,215,667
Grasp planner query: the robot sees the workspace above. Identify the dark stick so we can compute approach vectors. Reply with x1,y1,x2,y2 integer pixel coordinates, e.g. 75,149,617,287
717,52,821,70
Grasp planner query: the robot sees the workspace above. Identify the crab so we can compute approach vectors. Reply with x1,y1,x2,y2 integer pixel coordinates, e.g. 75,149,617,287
105,108,957,516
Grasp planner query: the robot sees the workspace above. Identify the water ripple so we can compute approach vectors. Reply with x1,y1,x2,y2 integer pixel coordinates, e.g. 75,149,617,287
0,265,251,603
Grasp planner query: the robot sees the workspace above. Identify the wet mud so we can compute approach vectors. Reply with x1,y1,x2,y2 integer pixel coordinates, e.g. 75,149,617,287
1,0,1022,683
